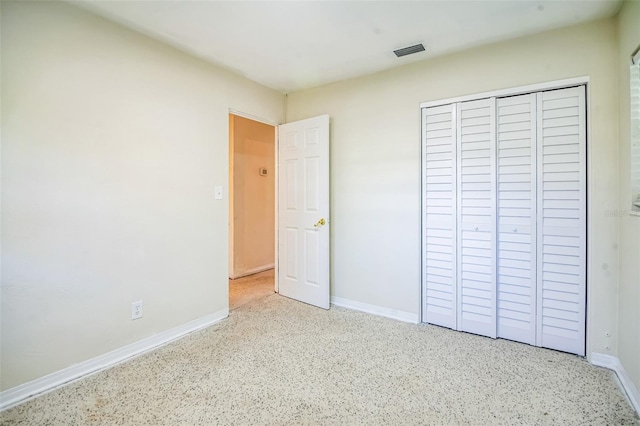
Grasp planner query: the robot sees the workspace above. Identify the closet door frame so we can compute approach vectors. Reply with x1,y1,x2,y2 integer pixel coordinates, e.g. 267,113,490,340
420,76,590,354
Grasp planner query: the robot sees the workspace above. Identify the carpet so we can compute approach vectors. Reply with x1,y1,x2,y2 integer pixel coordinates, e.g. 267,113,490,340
1,294,637,425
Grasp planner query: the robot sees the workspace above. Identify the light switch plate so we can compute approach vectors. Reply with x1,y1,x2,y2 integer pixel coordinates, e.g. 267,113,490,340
215,185,223,200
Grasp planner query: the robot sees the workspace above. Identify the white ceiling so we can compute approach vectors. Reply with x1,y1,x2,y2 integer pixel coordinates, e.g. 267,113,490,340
73,0,621,93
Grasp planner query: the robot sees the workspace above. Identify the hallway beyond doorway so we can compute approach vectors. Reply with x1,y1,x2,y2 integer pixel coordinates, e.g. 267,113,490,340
229,269,274,310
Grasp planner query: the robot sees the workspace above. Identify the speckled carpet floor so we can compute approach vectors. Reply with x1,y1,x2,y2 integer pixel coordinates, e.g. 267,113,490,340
229,269,275,311
1,294,637,425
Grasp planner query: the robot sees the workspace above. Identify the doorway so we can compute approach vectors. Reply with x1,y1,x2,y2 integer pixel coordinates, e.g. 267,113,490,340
228,113,276,310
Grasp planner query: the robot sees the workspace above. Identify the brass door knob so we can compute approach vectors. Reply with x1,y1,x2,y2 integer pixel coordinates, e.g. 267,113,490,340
314,218,326,228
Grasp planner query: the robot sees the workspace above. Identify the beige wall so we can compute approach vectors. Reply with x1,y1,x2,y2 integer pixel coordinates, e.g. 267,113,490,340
0,1,284,390
617,0,640,395
229,115,275,278
287,18,620,357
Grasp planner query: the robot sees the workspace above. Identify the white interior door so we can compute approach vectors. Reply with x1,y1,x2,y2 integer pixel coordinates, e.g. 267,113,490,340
277,115,330,309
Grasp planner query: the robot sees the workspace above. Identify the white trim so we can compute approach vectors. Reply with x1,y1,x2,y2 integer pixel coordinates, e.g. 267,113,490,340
632,45,640,65
331,296,419,324
591,353,640,415
585,82,593,357
229,263,275,280
420,108,427,323
228,109,279,126
0,309,228,412
274,123,280,294
420,76,590,108
229,114,235,281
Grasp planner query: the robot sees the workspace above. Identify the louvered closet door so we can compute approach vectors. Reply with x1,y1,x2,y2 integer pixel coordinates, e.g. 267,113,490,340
536,86,586,356
496,94,537,345
422,104,457,329
457,99,496,338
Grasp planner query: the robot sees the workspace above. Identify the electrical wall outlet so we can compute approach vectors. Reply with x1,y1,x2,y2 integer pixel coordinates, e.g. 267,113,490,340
131,301,143,320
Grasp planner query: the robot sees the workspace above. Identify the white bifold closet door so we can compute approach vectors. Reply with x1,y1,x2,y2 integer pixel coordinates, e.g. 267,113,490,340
536,86,586,356
457,99,496,338
422,104,457,329
496,87,586,354
496,93,538,345
422,85,586,356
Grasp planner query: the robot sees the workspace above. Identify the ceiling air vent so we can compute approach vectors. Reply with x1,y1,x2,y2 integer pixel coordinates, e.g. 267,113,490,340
393,43,425,58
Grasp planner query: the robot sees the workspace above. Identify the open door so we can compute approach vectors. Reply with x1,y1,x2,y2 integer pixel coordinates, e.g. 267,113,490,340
277,115,330,309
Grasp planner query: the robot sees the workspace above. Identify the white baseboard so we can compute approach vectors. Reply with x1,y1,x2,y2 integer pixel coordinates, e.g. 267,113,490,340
229,263,274,280
591,352,640,415
331,296,419,324
0,308,229,412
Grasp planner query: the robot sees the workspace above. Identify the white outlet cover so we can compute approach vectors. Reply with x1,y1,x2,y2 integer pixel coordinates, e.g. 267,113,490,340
214,185,223,200
131,301,143,320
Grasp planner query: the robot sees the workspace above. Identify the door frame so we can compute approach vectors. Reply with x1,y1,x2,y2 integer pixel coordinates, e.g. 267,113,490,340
419,76,591,352
228,109,280,293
